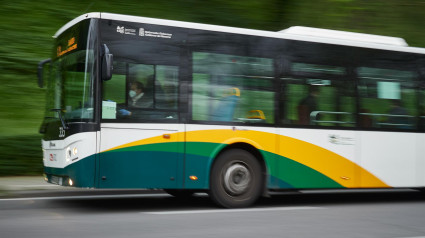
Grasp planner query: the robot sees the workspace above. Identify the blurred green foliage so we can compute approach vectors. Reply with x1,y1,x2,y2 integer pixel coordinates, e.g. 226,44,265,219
1,0,425,176
0,135,43,176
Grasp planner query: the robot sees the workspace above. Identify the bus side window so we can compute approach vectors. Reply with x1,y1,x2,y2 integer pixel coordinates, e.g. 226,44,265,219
282,63,355,127
102,62,179,121
192,52,275,124
357,67,418,130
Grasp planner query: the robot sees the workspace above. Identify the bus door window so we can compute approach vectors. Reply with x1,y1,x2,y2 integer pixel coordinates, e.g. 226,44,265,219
357,67,418,130
192,52,275,124
281,63,355,127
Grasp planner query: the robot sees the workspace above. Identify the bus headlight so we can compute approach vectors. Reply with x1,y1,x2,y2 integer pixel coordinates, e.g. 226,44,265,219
73,147,78,156
68,178,74,186
42,149,46,163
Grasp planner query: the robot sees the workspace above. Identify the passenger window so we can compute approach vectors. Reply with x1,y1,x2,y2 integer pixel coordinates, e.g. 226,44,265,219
357,67,418,130
192,52,275,124
282,63,355,127
102,62,179,121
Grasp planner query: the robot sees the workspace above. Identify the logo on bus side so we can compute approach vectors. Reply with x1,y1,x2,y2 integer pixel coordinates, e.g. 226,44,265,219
117,26,136,35
139,28,145,36
328,134,354,145
116,26,172,39
117,26,124,34
49,153,57,162
59,127,65,138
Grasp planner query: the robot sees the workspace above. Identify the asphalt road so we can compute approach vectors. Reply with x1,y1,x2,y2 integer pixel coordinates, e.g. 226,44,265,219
0,189,424,238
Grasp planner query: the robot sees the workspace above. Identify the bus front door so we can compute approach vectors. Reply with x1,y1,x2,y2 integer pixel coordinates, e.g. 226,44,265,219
97,124,185,189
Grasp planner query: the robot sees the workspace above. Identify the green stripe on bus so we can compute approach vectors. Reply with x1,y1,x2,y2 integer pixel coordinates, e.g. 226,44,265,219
103,142,184,154
262,151,344,189
102,141,343,189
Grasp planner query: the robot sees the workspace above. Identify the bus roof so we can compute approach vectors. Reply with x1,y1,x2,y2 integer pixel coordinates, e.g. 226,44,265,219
279,26,408,47
54,12,425,55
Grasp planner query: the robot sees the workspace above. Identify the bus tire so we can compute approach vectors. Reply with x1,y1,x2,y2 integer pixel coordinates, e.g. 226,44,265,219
209,149,263,208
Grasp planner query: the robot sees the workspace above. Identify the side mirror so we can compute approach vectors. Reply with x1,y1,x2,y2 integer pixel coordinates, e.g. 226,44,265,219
37,58,51,88
101,44,113,81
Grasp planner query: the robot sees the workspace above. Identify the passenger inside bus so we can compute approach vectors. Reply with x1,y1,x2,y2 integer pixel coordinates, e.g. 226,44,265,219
298,85,319,125
118,76,154,116
359,109,373,128
128,81,153,108
209,87,240,122
386,99,409,128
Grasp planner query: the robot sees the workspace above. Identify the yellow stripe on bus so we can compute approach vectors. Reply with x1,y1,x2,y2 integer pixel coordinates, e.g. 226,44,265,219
278,135,389,188
186,129,388,188
102,132,184,152
102,129,389,188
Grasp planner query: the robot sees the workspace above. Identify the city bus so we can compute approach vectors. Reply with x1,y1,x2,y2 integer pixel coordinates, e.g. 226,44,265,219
38,12,425,208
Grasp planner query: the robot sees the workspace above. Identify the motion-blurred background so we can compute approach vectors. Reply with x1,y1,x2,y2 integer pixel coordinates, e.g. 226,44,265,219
1,0,424,176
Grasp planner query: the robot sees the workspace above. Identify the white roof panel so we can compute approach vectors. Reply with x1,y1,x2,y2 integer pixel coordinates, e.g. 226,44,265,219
279,26,408,47
53,12,425,55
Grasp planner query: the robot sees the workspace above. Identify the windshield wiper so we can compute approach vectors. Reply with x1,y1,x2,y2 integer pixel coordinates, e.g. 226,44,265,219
51,108,69,130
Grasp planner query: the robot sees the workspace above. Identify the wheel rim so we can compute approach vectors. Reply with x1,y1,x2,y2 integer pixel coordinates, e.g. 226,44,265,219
223,162,252,196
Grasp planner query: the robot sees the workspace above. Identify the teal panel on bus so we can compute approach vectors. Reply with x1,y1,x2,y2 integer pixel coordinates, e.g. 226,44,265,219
184,142,228,189
98,150,184,189
43,141,343,190
93,141,344,190
44,154,96,188
183,142,343,190
270,175,294,188
98,141,184,189
184,153,211,189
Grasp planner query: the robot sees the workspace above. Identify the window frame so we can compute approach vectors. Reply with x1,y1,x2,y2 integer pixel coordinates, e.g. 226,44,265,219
187,29,280,127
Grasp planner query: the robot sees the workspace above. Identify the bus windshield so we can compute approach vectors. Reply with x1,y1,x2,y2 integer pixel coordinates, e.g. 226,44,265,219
44,19,97,122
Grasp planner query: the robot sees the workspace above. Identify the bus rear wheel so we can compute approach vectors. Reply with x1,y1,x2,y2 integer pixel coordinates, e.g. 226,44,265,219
209,149,263,208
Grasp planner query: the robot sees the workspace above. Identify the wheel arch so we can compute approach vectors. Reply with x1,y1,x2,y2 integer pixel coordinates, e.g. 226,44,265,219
208,142,269,193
